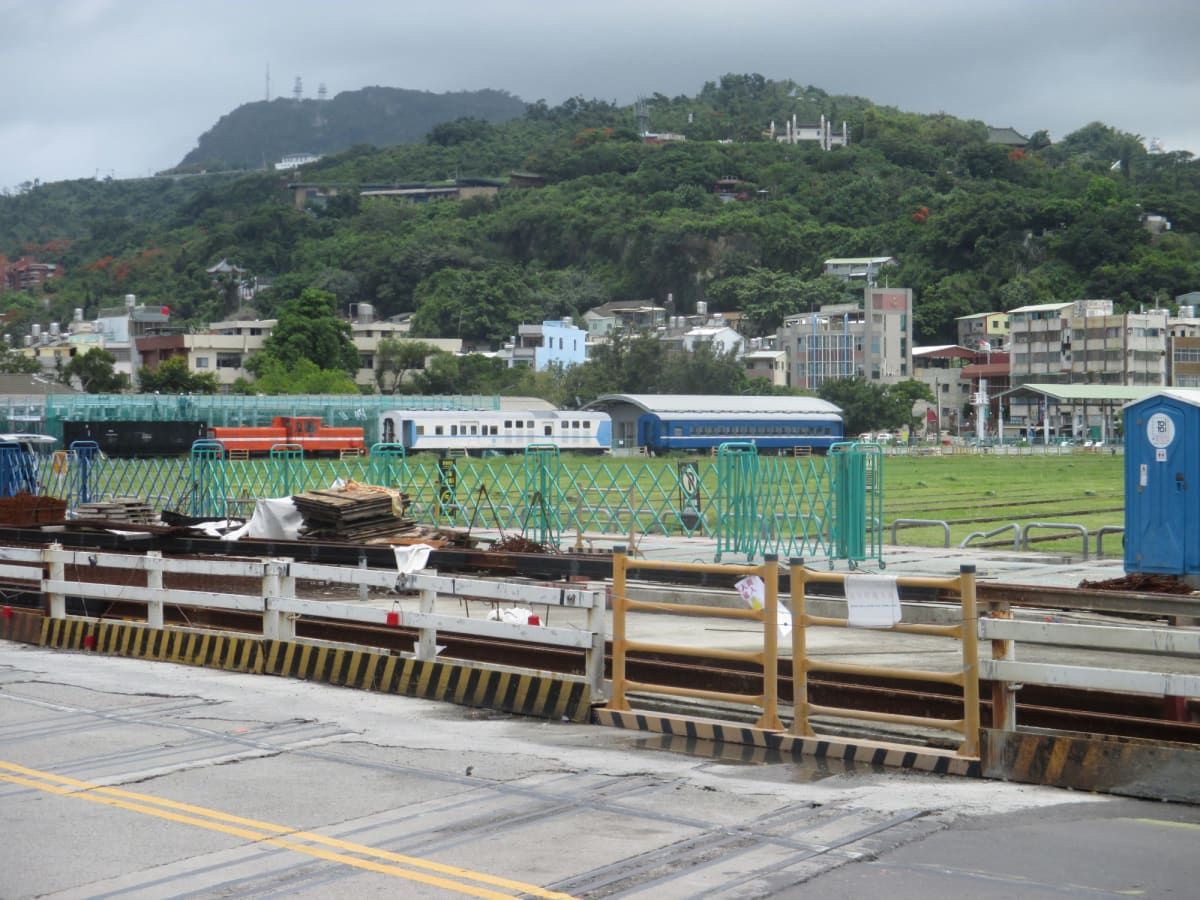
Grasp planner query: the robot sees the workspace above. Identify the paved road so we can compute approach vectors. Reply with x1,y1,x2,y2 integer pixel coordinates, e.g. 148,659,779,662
1,644,1196,899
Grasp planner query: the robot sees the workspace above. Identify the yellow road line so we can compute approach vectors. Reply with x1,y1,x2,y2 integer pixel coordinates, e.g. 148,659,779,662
1129,818,1200,831
0,760,576,899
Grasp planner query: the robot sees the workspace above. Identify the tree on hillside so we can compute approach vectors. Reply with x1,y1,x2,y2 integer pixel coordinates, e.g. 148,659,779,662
708,270,851,335
410,266,532,345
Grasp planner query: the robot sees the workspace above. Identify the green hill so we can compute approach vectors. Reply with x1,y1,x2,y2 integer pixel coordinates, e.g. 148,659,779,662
1,73,1197,364
174,86,528,172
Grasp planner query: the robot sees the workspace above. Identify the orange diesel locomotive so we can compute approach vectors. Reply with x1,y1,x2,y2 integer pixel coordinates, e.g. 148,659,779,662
207,416,365,457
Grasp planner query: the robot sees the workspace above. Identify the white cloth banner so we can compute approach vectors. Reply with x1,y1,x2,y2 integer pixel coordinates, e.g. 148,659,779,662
844,574,902,628
393,543,434,575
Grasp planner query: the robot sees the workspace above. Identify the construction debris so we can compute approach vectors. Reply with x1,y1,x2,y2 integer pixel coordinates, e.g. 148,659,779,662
73,498,159,526
1078,573,1197,595
0,493,67,526
292,486,417,542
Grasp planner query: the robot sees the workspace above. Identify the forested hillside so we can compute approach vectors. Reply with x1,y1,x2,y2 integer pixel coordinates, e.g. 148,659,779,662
176,86,528,171
1,73,1197,351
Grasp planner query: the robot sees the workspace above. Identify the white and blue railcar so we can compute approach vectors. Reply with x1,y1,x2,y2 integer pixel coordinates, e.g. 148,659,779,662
379,409,611,455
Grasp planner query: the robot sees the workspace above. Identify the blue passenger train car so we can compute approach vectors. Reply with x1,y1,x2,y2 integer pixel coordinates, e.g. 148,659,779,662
583,394,844,455
636,410,843,454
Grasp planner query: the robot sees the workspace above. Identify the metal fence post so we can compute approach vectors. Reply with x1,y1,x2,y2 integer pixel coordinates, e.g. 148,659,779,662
606,547,630,711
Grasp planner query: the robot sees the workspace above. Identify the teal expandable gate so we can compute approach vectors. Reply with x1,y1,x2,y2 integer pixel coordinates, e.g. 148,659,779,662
31,440,883,566
189,441,227,517
268,444,305,498
714,441,883,566
367,443,408,488
522,444,562,547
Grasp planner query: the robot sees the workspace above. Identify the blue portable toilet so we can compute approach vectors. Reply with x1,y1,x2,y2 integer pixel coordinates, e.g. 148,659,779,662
1123,390,1200,576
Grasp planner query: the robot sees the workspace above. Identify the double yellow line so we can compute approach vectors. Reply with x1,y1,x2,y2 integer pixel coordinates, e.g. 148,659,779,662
0,760,576,899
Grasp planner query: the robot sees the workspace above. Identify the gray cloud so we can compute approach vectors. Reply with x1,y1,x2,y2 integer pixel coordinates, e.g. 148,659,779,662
2,0,1197,189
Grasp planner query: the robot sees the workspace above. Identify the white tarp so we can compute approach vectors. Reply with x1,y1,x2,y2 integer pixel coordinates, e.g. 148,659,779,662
220,497,304,541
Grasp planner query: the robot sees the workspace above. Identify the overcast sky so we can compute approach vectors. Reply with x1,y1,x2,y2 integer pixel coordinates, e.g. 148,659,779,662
3,0,1198,190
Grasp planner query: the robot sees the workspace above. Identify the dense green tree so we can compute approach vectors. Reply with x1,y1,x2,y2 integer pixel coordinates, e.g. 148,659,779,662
235,358,361,395
375,339,436,393
410,266,532,344
60,348,129,393
0,348,42,374
884,379,937,437
816,377,891,437
137,356,220,394
257,288,359,374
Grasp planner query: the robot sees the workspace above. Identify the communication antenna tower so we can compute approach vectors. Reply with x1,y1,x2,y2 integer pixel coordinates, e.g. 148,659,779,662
635,95,649,135
314,83,328,129
293,76,303,102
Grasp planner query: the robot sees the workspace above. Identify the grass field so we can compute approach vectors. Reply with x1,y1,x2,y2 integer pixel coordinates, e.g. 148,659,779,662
873,451,1124,554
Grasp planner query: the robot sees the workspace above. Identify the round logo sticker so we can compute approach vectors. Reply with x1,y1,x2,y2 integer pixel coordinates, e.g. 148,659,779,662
1147,412,1175,449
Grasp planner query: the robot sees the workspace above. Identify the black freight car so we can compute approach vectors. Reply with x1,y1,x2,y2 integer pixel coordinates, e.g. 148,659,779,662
62,421,209,457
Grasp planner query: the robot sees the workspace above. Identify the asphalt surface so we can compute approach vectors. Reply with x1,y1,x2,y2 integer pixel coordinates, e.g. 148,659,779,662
3,645,1197,900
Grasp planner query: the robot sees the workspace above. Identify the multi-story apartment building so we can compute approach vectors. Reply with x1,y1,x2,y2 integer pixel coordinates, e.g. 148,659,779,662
1007,300,1167,388
138,309,460,392
777,286,913,391
1006,299,1169,437
821,257,897,286
1,256,62,293
955,311,1009,351
503,318,588,370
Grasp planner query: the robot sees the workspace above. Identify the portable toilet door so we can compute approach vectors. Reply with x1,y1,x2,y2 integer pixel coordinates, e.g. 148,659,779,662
1123,390,1200,574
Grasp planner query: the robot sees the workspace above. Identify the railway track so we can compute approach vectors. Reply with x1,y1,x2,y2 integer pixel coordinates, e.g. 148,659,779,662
7,592,1195,747
1,529,1197,748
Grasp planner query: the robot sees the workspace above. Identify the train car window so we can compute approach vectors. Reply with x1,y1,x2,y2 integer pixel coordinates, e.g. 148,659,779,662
451,425,458,436
469,425,478,435
435,426,444,436
527,420,534,429
490,426,498,435
583,420,590,428
416,426,425,436
544,425,553,436
572,421,580,429
504,420,512,429
673,426,683,437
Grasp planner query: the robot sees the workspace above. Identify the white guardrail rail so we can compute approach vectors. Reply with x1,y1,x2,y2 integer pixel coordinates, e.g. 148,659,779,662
2,544,606,697
979,615,1200,730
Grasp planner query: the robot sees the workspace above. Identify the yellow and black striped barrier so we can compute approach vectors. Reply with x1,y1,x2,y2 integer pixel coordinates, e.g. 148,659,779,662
261,640,593,722
595,708,983,777
981,728,1200,804
33,617,591,723
41,619,261,672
